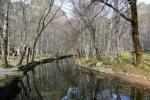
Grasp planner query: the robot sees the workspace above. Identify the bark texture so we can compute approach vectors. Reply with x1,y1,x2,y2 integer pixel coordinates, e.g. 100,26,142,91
92,0,143,65
129,0,143,65
0,0,9,67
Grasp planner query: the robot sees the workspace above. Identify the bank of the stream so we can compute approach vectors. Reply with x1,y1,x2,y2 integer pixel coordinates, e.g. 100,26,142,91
75,53,150,90
13,58,150,100
0,53,150,100
0,55,73,100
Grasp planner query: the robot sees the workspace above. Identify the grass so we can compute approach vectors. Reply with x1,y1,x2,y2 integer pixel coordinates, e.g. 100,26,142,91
76,52,150,78
76,57,97,65
111,52,150,74
143,53,150,59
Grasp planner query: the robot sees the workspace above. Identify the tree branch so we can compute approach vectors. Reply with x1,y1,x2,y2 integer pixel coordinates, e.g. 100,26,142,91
93,0,132,22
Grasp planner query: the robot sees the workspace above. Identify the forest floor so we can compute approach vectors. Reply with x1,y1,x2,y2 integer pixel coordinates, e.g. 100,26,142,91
0,55,53,87
76,52,150,90
0,58,21,87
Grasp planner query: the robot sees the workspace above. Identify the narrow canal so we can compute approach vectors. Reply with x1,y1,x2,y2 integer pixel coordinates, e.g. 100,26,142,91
14,58,150,100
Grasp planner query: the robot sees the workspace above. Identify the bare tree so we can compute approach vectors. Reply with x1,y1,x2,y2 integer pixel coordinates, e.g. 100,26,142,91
72,0,101,60
92,0,143,66
113,0,122,63
0,0,10,67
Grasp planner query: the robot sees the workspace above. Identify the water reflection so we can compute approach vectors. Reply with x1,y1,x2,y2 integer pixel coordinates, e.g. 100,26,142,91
15,58,150,100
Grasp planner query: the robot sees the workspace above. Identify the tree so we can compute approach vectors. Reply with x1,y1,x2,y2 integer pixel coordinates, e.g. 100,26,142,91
72,0,101,60
31,0,65,61
92,0,143,65
0,0,9,67
113,0,122,63
129,0,143,65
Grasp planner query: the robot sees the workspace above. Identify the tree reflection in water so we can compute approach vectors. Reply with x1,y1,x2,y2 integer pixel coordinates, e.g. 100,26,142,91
15,58,150,100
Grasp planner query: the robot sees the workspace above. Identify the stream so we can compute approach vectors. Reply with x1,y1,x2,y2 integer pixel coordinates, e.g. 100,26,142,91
14,58,150,100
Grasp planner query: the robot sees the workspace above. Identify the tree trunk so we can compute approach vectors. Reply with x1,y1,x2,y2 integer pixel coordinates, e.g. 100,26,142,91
0,0,9,67
90,26,101,61
17,46,27,65
92,0,143,65
129,0,143,65
1,39,8,66
113,0,122,64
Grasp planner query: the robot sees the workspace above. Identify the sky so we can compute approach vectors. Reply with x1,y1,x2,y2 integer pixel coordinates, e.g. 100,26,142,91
11,0,150,18
11,0,31,4
138,0,150,4
11,0,150,4
56,0,150,18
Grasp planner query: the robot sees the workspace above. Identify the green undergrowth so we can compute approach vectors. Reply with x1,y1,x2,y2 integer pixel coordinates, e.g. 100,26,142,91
76,57,97,65
76,52,150,76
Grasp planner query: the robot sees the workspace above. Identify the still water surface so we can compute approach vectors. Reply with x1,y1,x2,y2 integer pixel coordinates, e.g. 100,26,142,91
14,58,150,100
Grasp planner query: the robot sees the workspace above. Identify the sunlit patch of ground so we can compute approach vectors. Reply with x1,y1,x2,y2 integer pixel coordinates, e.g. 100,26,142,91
76,52,150,73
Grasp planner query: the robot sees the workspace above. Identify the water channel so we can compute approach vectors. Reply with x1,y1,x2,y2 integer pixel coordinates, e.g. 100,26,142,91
14,58,150,100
